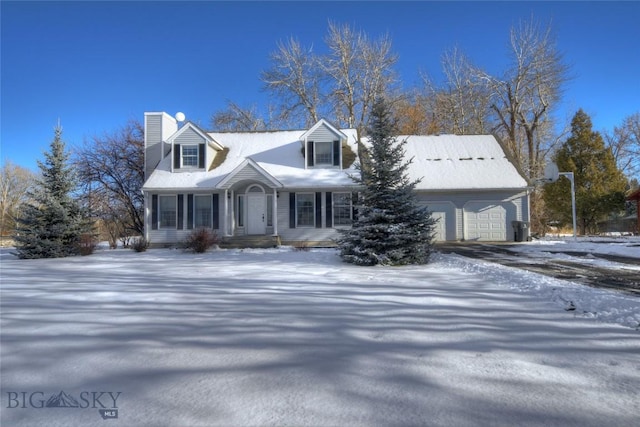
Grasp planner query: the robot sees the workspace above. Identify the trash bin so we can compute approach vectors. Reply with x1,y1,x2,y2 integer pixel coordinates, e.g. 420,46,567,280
511,221,530,242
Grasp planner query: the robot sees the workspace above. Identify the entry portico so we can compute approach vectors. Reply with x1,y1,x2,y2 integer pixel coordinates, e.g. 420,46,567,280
217,158,282,237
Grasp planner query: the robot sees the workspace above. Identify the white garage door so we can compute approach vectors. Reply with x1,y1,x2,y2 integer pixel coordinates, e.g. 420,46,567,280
421,202,455,241
431,211,446,241
465,202,507,241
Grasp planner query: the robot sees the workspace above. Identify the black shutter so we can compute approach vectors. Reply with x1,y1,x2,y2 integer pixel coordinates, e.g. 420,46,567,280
289,192,296,228
174,144,181,169
151,194,158,230
187,194,194,229
352,192,359,221
325,192,333,228
315,192,322,228
198,144,205,169
307,140,314,167
212,194,219,229
177,194,184,230
333,140,340,166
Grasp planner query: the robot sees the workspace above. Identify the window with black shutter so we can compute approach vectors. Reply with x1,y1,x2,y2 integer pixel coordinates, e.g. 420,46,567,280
325,192,333,228
198,144,205,169
315,192,322,228
177,195,184,230
212,194,219,229
307,141,314,167
173,144,181,169
187,194,194,229
333,140,340,166
152,194,158,230
289,192,296,228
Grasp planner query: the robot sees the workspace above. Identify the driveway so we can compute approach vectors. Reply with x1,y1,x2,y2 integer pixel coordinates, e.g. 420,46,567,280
436,242,640,296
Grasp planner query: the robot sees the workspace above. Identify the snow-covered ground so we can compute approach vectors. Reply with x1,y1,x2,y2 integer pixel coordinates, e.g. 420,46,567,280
511,235,640,260
1,243,639,426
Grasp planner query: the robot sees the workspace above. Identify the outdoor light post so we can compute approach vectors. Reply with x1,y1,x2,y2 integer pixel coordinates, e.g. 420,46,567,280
558,172,577,240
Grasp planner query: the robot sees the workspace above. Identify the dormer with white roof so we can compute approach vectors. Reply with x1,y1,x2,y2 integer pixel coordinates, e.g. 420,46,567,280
299,119,348,169
166,122,224,173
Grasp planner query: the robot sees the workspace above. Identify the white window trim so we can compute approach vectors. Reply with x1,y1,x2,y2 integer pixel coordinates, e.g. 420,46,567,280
194,194,212,228
181,144,199,168
296,192,315,228
314,141,333,166
332,192,352,227
158,194,177,229
266,194,274,227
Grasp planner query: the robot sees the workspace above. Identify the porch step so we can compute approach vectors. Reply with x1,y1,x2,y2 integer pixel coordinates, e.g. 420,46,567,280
219,235,280,249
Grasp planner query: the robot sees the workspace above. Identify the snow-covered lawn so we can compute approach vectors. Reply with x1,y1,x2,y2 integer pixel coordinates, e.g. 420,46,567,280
1,246,639,426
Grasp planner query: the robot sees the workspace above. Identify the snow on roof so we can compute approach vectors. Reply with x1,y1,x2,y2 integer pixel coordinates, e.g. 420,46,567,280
143,127,528,191
396,134,529,190
143,128,360,190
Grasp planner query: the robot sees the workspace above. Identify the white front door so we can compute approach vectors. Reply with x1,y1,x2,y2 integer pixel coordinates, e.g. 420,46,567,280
247,194,266,235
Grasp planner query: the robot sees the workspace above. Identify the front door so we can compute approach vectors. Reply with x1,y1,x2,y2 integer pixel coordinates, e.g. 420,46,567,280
247,194,266,235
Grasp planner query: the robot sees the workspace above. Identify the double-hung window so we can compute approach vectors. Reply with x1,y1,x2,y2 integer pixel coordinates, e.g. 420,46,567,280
159,195,176,228
182,145,198,167
315,141,332,165
333,192,352,226
194,195,211,228
296,193,315,227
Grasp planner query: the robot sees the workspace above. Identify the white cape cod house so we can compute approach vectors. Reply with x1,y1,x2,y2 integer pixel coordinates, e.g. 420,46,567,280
142,112,531,246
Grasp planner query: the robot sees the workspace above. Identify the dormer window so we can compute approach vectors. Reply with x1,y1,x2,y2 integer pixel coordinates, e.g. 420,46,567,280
182,145,198,167
315,141,333,165
173,143,205,170
307,140,340,168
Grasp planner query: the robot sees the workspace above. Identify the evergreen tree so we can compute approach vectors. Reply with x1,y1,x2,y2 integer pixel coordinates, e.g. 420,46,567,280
14,124,91,258
337,98,437,265
543,109,627,234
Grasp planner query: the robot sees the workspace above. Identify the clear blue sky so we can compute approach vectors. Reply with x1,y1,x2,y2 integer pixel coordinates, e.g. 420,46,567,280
2,1,639,171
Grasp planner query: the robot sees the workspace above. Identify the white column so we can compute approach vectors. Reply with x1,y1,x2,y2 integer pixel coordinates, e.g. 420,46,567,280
223,189,229,236
230,190,235,236
272,188,278,236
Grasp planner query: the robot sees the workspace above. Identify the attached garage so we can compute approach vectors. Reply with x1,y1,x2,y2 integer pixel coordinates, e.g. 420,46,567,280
464,202,511,241
422,202,456,241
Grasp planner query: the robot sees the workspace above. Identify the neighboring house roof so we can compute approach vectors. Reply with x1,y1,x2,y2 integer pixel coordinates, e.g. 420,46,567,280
626,187,640,201
142,123,529,192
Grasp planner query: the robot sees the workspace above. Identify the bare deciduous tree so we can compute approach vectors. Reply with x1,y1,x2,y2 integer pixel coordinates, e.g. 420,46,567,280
323,21,399,139
422,47,493,135
0,161,35,240
211,101,268,131
258,22,398,141
605,112,640,181
483,18,570,179
261,37,324,128
76,120,145,237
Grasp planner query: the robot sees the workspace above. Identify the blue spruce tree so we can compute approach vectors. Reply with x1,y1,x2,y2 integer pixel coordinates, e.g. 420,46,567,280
14,124,91,258
337,98,437,265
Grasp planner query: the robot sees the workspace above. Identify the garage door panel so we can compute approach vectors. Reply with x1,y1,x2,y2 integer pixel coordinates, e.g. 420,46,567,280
420,202,455,241
465,202,507,241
